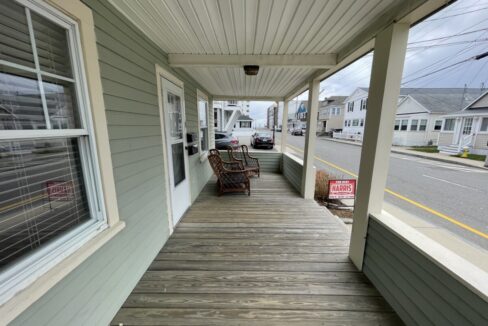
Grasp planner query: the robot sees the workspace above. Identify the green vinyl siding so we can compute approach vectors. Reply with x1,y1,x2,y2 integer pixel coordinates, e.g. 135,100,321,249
282,153,305,194
364,218,488,326
10,0,212,325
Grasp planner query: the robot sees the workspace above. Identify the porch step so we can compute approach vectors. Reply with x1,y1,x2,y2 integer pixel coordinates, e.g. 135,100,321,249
438,144,461,155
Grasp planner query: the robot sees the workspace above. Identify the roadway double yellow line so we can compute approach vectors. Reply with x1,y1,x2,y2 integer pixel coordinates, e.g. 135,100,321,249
286,143,488,240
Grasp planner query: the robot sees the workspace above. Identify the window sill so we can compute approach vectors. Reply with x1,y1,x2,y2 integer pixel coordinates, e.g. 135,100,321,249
0,221,125,325
371,206,488,302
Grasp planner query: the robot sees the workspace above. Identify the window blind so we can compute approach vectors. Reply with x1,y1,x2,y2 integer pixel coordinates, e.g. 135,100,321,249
0,138,90,269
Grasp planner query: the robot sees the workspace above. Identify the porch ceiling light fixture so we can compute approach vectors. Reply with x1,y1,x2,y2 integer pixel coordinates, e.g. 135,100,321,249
244,65,259,76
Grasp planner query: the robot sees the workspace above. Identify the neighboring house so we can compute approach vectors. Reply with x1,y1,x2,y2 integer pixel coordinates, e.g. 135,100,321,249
288,101,308,131
342,87,368,134
393,88,481,146
438,91,488,155
341,87,482,146
317,96,347,133
268,101,299,131
213,100,250,133
232,113,255,137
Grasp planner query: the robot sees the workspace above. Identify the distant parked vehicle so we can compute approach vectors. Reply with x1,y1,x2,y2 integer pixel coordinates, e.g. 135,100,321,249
251,132,274,149
215,132,239,149
291,128,304,136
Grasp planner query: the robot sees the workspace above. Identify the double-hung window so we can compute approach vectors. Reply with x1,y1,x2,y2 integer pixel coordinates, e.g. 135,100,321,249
197,91,209,155
0,0,106,301
347,102,354,112
410,119,418,131
480,118,488,132
360,98,367,111
400,119,408,131
443,118,456,131
434,120,442,131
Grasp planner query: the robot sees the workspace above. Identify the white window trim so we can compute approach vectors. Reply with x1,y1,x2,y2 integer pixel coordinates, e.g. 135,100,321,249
442,118,456,133
0,0,124,323
197,89,209,161
478,117,488,133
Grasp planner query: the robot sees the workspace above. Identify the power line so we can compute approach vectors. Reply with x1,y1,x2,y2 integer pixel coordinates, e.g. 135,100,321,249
425,6,488,21
402,50,488,85
407,38,488,50
408,28,488,44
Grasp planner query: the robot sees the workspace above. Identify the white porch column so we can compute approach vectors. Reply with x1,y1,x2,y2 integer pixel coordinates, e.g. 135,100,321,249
301,79,320,199
281,100,289,152
349,23,410,269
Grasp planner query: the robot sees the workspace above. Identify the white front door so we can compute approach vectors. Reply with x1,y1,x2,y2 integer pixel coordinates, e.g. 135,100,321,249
161,77,190,225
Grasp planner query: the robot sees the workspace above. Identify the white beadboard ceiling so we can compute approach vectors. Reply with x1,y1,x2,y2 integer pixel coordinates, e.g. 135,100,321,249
108,0,447,99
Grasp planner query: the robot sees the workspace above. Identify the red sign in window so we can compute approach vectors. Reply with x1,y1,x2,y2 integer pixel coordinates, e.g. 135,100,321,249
46,181,74,201
328,179,356,199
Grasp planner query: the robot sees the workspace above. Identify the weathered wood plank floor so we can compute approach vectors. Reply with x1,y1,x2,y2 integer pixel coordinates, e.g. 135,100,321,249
112,173,401,325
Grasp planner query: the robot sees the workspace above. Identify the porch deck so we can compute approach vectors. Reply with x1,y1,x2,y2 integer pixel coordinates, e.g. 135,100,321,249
111,173,400,325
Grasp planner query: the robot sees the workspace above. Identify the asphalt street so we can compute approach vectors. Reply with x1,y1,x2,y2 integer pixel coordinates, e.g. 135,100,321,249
275,133,488,250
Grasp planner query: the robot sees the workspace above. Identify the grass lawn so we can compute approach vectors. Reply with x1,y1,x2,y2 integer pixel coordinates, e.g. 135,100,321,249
409,146,439,153
452,153,487,161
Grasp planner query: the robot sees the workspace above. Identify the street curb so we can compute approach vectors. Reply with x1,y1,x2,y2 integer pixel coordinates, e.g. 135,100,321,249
318,137,488,171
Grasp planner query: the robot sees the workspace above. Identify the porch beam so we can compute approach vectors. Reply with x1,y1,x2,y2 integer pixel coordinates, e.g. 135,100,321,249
301,79,320,199
281,101,289,153
212,95,284,101
169,54,337,68
349,23,410,269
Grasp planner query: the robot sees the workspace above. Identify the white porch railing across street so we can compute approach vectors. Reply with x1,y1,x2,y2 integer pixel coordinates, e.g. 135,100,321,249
333,132,364,142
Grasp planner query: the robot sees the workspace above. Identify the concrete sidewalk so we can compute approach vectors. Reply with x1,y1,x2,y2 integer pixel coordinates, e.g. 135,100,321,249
319,137,488,170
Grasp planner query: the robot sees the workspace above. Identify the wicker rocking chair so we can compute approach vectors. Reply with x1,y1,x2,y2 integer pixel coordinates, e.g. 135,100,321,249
227,145,260,177
208,153,251,196
209,149,244,170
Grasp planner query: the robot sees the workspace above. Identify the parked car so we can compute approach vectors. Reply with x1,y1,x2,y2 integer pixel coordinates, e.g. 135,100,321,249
291,127,304,136
214,132,239,149
251,132,274,149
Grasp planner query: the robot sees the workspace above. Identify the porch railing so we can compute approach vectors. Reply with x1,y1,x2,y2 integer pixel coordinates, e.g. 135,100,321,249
333,132,363,142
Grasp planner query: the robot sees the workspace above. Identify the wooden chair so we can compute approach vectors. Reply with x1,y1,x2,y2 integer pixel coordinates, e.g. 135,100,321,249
227,145,260,177
208,153,251,196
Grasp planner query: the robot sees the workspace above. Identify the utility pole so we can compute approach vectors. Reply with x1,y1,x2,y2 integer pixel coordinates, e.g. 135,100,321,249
484,154,488,168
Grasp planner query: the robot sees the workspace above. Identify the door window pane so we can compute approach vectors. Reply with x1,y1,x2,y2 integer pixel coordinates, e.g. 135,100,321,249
0,67,46,130
31,12,73,78
0,1,35,68
167,92,183,139
462,117,473,135
0,138,90,269
171,143,185,186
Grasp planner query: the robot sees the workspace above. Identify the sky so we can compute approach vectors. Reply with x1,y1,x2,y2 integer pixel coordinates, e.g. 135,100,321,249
249,0,488,127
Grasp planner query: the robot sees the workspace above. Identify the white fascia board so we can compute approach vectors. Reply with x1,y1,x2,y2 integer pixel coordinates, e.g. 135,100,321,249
168,54,337,68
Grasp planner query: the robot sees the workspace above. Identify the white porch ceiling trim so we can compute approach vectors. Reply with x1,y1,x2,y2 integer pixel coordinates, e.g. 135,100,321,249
168,54,337,68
